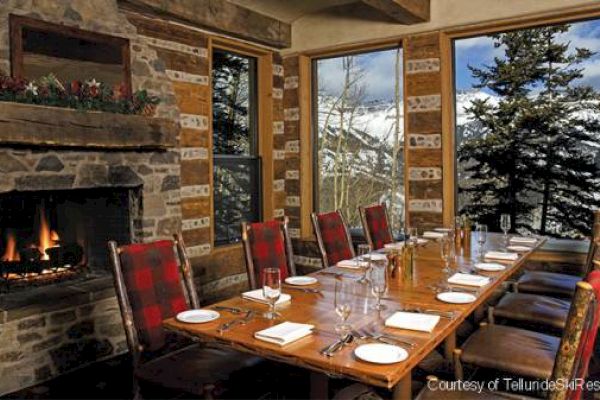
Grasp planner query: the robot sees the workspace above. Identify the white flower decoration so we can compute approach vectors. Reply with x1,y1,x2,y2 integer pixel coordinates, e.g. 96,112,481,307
86,79,101,88
25,82,38,96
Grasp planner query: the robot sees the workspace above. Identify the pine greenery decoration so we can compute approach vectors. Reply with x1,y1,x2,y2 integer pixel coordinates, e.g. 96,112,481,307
458,25,600,238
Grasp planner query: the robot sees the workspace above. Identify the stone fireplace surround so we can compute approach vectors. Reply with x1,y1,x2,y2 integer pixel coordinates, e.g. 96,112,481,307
0,1,185,395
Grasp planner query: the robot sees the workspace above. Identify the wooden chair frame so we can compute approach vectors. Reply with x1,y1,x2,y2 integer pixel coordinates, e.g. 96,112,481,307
241,216,296,290
358,203,394,250
107,234,200,397
311,209,355,268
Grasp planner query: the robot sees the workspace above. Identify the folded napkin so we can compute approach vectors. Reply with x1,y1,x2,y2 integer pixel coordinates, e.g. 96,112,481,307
384,242,405,250
336,259,368,268
423,231,445,239
385,311,440,333
484,251,519,261
254,321,314,346
242,289,291,305
510,236,537,244
448,272,490,287
365,253,388,261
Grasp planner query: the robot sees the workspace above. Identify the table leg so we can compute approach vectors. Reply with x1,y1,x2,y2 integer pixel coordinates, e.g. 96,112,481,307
444,331,456,366
310,371,328,399
392,373,412,400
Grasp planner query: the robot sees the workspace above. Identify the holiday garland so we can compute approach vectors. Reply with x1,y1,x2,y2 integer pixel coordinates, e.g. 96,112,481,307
0,74,160,115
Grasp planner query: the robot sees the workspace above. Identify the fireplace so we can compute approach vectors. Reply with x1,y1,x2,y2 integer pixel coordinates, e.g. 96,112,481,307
0,187,138,289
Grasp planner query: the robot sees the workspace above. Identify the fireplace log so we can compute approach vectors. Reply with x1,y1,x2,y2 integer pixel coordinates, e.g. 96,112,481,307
19,247,42,262
46,243,84,268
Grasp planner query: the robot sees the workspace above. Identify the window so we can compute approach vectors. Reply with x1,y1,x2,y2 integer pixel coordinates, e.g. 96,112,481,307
212,48,260,245
313,47,404,232
454,19,600,239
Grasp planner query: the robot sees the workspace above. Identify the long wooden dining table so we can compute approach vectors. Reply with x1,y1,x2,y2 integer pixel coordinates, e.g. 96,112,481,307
164,233,546,399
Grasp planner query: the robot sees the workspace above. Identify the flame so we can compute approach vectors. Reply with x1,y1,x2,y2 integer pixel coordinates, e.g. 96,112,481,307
38,206,59,261
1,232,19,262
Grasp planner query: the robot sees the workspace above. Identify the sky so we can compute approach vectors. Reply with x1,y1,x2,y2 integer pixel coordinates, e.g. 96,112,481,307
454,18,600,92
316,18,600,103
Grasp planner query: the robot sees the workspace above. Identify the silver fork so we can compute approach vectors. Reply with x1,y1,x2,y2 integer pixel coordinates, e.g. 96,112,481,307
217,310,254,333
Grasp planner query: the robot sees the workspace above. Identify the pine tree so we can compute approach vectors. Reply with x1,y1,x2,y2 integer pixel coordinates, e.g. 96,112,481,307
458,25,600,238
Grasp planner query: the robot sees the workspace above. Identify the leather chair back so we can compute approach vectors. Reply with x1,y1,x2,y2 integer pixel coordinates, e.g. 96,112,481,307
241,217,296,290
359,203,394,250
108,234,199,367
312,210,355,268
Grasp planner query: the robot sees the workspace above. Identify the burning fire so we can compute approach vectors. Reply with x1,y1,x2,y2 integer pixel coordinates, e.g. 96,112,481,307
1,232,19,262
38,206,59,261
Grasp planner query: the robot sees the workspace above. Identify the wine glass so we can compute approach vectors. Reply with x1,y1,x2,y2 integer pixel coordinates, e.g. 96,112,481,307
440,235,453,276
500,214,511,245
370,264,387,310
334,280,354,338
408,227,419,245
357,243,371,284
476,224,488,258
262,268,281,320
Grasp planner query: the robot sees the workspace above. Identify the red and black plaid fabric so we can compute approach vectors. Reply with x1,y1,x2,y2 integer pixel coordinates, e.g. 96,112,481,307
248,220,289,281
317,211,353,266
119,240,188,352
569,270,600,400
364,205,393,250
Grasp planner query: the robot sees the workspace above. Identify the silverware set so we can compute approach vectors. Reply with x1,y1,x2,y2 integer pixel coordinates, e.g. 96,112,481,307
428,283,480,295
317,271,357,279
217,310,255,333
399,307,456,319
352,327,416,348
212,305,250,314
283,286,323,296
319,334,354,357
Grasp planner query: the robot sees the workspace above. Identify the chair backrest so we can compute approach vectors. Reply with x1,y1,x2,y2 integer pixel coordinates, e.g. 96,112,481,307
312,210,355,268
241,217,296,290
359,203,394,250
108,234,199,366
549,271,600,400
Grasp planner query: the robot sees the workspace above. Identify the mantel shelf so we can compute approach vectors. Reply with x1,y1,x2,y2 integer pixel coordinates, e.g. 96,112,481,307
0,101,178,150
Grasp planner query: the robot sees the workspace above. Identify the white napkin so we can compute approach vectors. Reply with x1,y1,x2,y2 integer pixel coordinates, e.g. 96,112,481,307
484,251,519,261
242,289,291,305
254,322,314,346
448,272,490,287
365,253,388,261
423,231,445,239
385,311,440,333
384,242,404,250
336,259,368,268
510,236,537,245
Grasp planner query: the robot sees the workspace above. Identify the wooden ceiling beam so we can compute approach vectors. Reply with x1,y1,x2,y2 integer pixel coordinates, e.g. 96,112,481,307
119,0,291,48
361,0,430,24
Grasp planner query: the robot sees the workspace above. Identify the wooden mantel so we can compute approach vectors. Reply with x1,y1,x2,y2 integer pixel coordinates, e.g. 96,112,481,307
0,102,178,150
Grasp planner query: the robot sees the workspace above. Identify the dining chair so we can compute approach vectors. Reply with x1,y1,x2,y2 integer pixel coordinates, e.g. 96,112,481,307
514,212,600,299
359,203,394,250
451,271,600,400
241,217,296,290
108,234,258,399
312,210,355,268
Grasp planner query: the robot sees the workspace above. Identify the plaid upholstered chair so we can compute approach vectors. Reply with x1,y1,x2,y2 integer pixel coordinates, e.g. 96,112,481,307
446,271,600,400
312,210,355,268
241,217,296,290
514,212,600,299
359,203,394,250
108,234,257,399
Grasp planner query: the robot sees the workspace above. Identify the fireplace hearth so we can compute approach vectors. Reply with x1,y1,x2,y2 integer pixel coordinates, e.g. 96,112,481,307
0,187,137,290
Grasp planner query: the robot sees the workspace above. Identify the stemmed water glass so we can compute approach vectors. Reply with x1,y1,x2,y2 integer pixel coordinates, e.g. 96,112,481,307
334,280,354,338
357,243,371,284
262,268,281,320
440,234,453,276
500,214,511,245
476,223,488,258
370,263,387,310
408,227,419,245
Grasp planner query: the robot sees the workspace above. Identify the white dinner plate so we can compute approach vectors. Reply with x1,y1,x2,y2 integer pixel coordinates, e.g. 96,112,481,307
434,228,452,233
506,245,532,252
285,276,318,286
354,343,408,364
436,292,477,304
360,253,388,261
176,310,220,324
416,238,429,245
474,262,506,272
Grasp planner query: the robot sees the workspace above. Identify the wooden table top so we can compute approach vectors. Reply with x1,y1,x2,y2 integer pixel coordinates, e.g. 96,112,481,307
164,233,544,390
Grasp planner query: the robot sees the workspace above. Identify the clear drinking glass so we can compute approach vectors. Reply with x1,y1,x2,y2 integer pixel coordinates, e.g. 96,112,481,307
408,227,419,245
440,235,453,275
476,224,488,257
500,214,511,244
334,280,354,337
357,243,371,284
262,268,281,320
370,264,387,310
